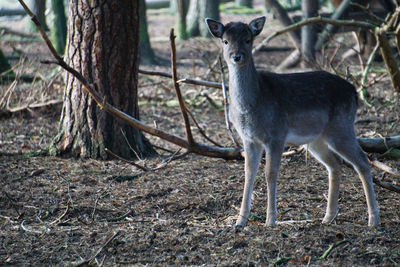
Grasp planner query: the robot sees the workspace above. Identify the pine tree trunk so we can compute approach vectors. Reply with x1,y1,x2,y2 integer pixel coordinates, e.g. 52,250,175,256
51,0,154,159
50,0,67,55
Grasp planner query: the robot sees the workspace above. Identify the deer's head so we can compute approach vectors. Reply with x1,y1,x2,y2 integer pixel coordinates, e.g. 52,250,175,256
205,17,266,67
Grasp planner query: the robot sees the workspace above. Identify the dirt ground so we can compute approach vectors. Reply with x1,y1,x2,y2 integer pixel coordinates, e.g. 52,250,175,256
1,2,400,266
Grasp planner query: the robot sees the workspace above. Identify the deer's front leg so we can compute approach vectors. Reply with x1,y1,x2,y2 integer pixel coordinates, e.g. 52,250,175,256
236,142,263,227
264,142,284,227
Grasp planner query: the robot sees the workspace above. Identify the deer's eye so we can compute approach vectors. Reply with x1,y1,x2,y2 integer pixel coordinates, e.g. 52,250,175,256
223,40,228,45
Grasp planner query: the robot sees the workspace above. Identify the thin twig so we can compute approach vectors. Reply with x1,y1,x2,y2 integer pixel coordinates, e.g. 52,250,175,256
74,230,120,267
105,148,148,171
170,28,194,146
139,68,224,89
49,201,71,225
261,16,375,48
186,108,223,147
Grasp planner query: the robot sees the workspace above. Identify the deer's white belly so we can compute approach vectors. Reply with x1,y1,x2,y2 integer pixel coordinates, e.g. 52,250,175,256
285,131,319,146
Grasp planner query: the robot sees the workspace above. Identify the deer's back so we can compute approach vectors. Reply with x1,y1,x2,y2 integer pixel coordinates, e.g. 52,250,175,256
258,70,358,118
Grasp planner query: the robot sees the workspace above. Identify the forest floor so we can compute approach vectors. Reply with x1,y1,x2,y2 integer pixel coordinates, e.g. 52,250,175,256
1,2,400,266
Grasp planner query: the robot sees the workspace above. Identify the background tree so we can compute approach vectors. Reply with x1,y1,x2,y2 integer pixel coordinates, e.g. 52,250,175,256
50,0,67,55
186,0,200,37
29,0,48,32
51,0,154,159
236,0,252,8
139,0,156,64
173,0,189,40
186,0,220,38
301,0,319,65
0,49,12,74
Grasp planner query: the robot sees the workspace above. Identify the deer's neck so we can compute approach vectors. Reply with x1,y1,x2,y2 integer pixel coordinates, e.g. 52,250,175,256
228,58,259,108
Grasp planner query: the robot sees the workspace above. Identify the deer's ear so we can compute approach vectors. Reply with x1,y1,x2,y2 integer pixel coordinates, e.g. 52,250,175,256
205,18,224,38
249,16,266,37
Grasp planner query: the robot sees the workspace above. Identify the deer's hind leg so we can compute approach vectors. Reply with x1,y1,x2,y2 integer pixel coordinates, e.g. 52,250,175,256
308,138,342,224
326,129,380,227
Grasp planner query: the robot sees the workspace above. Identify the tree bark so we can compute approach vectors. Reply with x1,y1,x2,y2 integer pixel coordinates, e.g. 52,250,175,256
50,0,67,55
139,0,156,65
301,0,319,65
52,0,154,159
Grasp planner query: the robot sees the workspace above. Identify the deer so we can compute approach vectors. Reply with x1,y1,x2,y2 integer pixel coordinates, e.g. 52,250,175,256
205,16,380,228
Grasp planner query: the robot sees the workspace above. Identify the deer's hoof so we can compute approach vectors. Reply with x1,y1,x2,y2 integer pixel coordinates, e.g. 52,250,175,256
322,214,336,224
265,218,276,227
368,214,380,227
235,215,248,228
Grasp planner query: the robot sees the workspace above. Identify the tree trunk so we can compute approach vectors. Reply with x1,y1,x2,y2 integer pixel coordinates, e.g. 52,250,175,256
301,0,319,65
236,0,252,8
0,49,12,74
51,0,154,159
199,0,220,37
186,0,200,37
29,0,48,32
264,0,301,49
173,0,189,40
139,0,156,65
50,0,67,55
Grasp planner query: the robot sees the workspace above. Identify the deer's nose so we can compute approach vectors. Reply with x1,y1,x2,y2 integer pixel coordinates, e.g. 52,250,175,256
232,55,242,62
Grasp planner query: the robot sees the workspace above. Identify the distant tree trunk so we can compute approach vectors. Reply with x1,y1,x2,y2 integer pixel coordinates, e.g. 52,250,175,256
173,0,189,40
50,0,67,55
236,0,252,8
186,0,200,37
301,0,319,65
29,0,48,32
199,0,220,37
264,0,301,48
187,0,220,38
52,0,154,159
139,0,156,64
0,49,12,74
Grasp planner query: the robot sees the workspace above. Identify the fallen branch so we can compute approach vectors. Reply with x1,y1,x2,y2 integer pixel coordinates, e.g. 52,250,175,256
372,178,400,193
0,99,62,118
358,135,400,153
370,159,400,178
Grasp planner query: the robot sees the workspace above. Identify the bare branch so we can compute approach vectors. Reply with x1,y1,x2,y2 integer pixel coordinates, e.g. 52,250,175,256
259,16,376,49
170,29,194,146
139,68,224,89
